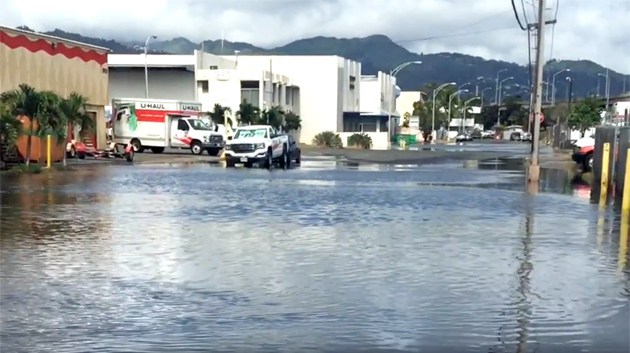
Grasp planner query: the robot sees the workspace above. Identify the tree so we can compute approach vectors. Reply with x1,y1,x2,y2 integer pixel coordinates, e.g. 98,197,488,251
258,105,285,130
402,112,411,128
568,96,603,137
412,100,434,141
283,111,301,132
0,103,23,168
208,103,231,125
58,93,94,167
236,100,259,125
0,84,44,166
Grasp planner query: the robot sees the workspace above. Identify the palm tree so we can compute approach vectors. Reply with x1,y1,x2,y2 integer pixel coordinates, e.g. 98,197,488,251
0,103,23,168
0,84,42,166
58,93,94,166
236,101,260,125
208,104,232,126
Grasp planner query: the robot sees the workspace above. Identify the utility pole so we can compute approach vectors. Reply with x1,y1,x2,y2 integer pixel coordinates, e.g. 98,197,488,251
527,0,547,185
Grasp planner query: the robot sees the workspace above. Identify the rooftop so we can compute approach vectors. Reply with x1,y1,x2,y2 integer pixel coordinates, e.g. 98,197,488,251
0,25,110,52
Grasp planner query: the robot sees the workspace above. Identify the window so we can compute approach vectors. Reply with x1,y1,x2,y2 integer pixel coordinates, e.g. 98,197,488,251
199,80,209,93
209,65,218,70
177,119,189,131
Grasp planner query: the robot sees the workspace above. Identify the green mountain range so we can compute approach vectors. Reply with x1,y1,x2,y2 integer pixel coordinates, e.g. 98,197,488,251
22,27,630,101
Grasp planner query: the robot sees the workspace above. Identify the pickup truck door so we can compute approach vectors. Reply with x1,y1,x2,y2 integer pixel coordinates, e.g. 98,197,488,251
269,127,283,156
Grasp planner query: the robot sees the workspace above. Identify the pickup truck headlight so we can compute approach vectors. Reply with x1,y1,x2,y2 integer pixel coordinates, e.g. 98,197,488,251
255,143,265,149
225,145,232,150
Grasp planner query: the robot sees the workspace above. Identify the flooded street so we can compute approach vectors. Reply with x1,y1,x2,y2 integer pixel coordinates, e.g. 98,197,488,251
1,158,628,353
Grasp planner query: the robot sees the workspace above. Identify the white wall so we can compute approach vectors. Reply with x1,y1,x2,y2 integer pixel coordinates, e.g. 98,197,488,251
222,55,361,144
359,72,398,115
396,91,425,120
108,68,195,101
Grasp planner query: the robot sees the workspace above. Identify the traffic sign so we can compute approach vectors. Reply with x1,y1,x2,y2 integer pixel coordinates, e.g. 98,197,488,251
529,112,544,123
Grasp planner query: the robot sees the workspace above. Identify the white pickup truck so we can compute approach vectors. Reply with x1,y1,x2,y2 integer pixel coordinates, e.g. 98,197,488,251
224,125,291,169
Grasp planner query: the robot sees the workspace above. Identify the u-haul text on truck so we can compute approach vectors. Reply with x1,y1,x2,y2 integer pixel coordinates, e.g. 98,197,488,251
112,98,225,156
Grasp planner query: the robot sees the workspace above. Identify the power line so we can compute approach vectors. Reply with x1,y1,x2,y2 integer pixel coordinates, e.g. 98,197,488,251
395,26,516,44
512,0,528,30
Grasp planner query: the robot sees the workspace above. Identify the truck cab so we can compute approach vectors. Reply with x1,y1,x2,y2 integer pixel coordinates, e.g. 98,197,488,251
223,125,291,168
170,117,224,156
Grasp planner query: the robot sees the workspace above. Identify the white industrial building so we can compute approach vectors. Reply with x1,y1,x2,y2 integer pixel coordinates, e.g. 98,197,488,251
108,51,398,148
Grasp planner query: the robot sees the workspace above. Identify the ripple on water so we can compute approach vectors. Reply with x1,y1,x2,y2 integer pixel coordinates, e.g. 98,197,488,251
0,164,628,353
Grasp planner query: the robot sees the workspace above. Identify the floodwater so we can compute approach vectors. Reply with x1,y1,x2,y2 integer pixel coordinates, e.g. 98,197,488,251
1,158,628,353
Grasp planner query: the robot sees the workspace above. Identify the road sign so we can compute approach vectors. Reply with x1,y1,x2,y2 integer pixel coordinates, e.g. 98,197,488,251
530,112,545,123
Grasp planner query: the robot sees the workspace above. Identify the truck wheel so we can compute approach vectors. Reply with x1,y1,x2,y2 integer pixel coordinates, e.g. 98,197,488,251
190,140,203,155
264,149,273,170
225,159,235,168
206,147,221,156
151,147,165,154
131,139,144,153
295,151,301,164
583,153,593,172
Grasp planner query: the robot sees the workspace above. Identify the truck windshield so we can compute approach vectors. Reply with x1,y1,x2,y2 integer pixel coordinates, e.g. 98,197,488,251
234,129,267,139
187,119,212,131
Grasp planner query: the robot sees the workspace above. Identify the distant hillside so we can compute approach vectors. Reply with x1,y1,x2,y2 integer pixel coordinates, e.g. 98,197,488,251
24,27,630,100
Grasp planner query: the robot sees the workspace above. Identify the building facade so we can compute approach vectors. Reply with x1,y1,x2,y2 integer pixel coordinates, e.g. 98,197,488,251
108,52,400,146
0,25,110,154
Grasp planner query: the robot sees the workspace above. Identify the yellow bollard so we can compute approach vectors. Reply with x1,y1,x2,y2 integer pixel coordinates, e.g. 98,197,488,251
219,150,226,161
621,148,630,214
619,213,628,271
46,134,52,168
599,142,611,206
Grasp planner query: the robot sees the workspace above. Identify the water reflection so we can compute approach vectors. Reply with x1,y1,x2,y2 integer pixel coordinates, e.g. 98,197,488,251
1,164,629,352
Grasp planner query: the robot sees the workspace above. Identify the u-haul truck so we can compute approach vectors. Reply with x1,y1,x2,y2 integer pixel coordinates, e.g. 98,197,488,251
112,98,225,156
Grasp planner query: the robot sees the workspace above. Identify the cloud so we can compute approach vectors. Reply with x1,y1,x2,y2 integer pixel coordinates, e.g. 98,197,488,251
2,0,629,73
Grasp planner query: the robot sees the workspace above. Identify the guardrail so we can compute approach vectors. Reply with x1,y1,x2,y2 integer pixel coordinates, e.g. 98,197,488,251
593,126,630,215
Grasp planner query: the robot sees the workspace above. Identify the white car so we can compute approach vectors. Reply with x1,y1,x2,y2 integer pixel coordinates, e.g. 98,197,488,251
224,125,291,169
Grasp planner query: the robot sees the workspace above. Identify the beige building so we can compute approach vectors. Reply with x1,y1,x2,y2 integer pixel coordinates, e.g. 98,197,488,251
0,25,110,155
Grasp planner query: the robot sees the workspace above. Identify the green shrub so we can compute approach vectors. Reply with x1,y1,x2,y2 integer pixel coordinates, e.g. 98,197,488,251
313,131,343,148
7,164,43,174
347,133,373,149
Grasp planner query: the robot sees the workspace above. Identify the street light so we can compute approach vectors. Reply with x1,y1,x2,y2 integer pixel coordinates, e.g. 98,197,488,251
597,73,607,97
449,89,468,131
480,87,493,107
461,96,480,132
144,35,158,98
390,60,422,76
496,76,514,125
431,82,456,141
495,69,508,104
474,76,488,96
551,68,570,105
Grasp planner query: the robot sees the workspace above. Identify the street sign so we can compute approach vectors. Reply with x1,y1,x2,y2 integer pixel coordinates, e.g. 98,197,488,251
530,112,545,123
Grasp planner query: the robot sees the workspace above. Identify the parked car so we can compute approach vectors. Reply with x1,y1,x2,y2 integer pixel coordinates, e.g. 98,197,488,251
481,130,494,139
455,133,473,142
288,134,301,164
510,132,522,141
521,132,532,142
571,136,595,171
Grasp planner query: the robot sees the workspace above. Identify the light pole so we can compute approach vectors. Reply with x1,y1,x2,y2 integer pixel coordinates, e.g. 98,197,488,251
597,73,607,97
604,69,610,118
449,89,468,131
457,82,470,100
495,69,508,104
431,82,456,141
474,76,487,96
551,68,570,105
480,87,493,107
390,60,422,76
461,96,480,132
144,35,157,98
496,76,514,126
